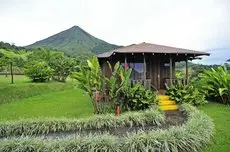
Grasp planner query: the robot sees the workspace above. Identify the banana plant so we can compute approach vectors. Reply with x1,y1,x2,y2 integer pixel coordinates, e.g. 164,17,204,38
198,66,230,104
72,56,106,114
106,61,124,105
165,80,207,106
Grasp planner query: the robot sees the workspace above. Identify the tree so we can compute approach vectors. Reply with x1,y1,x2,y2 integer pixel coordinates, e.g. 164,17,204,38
49,54,77,82
0,49,29,84
24,61,53,82
26,49,78,82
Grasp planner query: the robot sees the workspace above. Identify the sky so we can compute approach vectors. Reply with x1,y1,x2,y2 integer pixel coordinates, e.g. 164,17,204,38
0,0,230,64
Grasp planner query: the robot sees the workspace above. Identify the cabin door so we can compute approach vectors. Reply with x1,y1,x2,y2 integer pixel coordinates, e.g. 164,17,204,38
159,59,170,89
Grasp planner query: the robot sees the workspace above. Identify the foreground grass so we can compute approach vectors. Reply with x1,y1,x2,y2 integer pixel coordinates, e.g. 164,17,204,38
0,75,76,104
199,102,230,152
0,88,93,121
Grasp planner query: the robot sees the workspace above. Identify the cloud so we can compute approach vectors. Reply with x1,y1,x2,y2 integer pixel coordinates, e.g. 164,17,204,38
0,0,229,53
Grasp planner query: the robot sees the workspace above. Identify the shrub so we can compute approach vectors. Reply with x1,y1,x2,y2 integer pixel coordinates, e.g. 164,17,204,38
198,66,230,104
122,104,214,152
24,61,53,82
0,108,164,138
165,82,207,106
0,104,214,152
122,83,157,111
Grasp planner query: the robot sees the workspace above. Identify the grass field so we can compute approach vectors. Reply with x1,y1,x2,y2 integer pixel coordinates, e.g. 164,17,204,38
1,75,230,151
199,102,230,152
0,75,93,121
0,89,93,121
0,75,30,88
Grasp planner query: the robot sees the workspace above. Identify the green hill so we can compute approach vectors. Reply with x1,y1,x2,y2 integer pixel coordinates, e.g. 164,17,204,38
0,41,25,51
26,26,120,56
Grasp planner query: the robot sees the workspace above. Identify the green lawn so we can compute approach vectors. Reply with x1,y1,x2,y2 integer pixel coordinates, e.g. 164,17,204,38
0,75,30,88
1,76,230,151
0,88,93,121
0,75,93,121
199,102,230,152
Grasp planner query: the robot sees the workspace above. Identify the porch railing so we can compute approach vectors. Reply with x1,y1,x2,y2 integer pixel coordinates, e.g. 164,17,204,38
164,78,186,86
131,79,154,90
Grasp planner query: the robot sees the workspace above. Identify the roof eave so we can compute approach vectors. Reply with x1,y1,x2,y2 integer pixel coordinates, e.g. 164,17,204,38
97,52,210,58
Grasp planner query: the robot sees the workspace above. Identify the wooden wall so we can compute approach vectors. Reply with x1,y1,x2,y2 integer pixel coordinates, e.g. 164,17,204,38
99,53,180,90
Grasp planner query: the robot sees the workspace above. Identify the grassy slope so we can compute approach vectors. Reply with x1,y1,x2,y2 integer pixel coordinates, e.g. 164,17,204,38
0,75,93,121
0,75,30,88
0,76,75,104
199,102,230,152
0,89,93,121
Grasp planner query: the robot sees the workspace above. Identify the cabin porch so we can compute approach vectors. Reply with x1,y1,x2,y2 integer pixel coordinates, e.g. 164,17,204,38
99,52,190,91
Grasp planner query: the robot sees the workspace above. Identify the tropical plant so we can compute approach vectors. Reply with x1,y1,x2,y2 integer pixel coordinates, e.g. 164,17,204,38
166,81,207,106
106,62,123,107
105,61,156,111
198,66,230,104
72,56,106,114
106,61,133,107
73,56,157,113
24,61,53,82
121,83,156,111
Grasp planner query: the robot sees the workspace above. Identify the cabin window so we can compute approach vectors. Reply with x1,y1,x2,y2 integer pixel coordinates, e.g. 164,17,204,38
129,63,144,80
164,62,170,67
121,59,150,80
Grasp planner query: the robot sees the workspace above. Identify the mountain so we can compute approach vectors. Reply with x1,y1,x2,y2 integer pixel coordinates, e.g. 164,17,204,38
26,26,120,56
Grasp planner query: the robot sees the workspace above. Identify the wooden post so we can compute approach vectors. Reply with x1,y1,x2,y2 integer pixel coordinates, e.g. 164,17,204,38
157,60,160,89
143,54,146,80
124,54,128,70
170,56,173,85
185,57,188,85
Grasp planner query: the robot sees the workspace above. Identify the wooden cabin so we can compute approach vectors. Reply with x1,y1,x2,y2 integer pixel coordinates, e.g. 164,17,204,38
97,42,209,90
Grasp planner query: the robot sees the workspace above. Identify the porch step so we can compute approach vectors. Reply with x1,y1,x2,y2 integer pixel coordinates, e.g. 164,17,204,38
159,105,179,111
158,95,178,111
159,100,176,106
158,95,170,101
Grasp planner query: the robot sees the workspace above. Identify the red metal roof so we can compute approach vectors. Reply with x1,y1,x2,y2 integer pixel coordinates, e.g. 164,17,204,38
97,42,210,58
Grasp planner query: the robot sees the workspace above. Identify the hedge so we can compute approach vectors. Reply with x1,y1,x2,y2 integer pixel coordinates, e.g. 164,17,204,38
0,108,164,138
0,104,214,152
